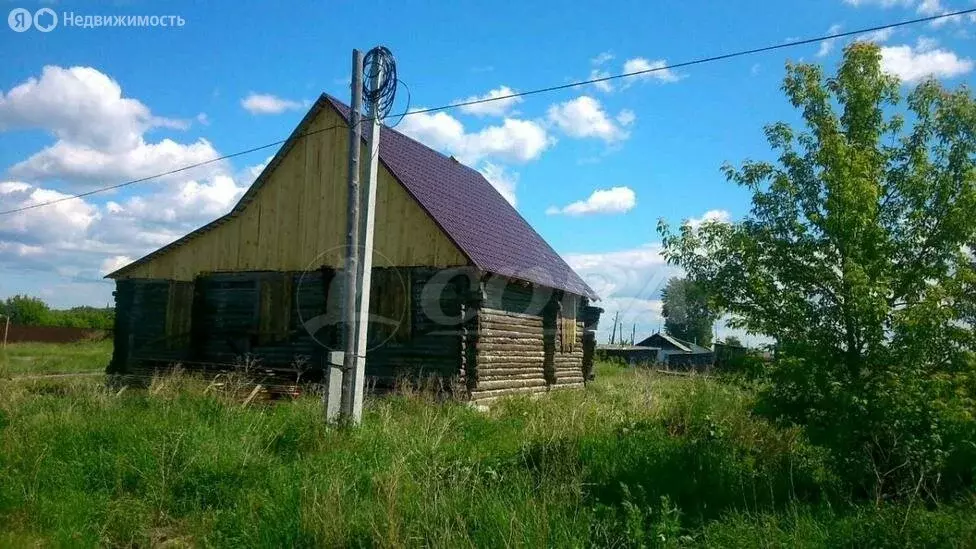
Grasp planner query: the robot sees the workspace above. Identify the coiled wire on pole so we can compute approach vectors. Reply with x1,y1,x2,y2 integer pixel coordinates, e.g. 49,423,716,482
362,47,397,121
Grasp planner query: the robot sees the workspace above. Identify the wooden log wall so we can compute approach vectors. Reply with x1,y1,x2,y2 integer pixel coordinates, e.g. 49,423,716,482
468,281,590,401
473,308,548,401
471,308,586,401
110,278,189,375
362,268,468,388
111,269,598,400
110,267,469,390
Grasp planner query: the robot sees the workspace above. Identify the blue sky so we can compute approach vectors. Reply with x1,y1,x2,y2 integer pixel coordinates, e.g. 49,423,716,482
1,0,974,343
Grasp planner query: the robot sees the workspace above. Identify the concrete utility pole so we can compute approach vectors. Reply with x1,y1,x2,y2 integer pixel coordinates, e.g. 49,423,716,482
609,311,619,344
346,53,384,424
337,49,365,423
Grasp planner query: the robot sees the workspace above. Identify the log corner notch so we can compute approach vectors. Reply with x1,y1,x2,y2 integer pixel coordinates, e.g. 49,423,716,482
459,279,486,398
542,290,562,387
580,299,603,382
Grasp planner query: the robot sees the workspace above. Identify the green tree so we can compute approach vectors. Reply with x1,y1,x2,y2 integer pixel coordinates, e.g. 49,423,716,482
660,277,717,347
49,306,115,330
1,295,51,326
722,336,743,347
659,43,976,497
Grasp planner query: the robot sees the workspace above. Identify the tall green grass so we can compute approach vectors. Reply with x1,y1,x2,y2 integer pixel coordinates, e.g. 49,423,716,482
0,364,972,547
0,340,111,377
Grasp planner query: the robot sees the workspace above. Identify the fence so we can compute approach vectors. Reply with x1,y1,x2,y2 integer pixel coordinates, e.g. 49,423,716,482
2,324,110,345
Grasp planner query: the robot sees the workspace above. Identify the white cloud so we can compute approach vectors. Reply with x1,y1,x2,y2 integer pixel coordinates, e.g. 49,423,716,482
589,69,614,93
0,171,249,282
100,255,133,275
547,186,636,216
565,242,677,342
0,66,187,153
857,27,895,43
881,40,974,82
0,181,30,194
917,0,944,15
561,208,748,342
8,137,222,187
478,162,519,206
0,181,100,244
462,119,553,163
397,110,553,165
237,155,273,185
817,24,844,57
915,36,939,52
592,52,614,65
196,112,210,126
0,66,223,190
0,67,266,300
583,53,678,94
588,52,616,92
841,0,969,26
241,93,304,115
547,96,630,143
455,86,522,117
621,57,680,84
616,109,636,127
914,0,966,24
107,175,245,224
397,111,465,151
686,209,731,228
566,243,673,300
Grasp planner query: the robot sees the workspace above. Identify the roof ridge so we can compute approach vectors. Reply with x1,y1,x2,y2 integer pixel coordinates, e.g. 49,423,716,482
322,94,489,180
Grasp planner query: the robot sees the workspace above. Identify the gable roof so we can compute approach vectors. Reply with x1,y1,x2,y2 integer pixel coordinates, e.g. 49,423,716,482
108,94,596,300
636,332,712,354
683,340,712,354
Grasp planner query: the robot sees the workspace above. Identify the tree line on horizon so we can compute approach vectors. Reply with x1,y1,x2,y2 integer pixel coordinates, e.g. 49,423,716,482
1,295,114,331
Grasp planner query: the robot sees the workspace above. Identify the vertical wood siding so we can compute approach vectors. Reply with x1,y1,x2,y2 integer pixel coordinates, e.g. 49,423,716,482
116,106,468,280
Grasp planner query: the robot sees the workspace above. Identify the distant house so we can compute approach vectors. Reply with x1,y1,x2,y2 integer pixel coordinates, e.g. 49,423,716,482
713,341,748,369
105,94,602,401
635,332,713,370
596,344,659,366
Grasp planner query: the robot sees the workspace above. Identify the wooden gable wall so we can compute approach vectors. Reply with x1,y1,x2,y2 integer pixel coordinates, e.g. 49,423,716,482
116,105,469,281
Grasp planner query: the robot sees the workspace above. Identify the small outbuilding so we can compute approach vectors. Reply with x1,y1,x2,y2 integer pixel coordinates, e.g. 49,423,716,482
106,94,602,401
635,332,713,370
713,341,748,369
595,344,660,366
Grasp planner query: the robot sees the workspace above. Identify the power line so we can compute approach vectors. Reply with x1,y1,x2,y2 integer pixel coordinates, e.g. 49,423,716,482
383,8,976,119
2,7,971,217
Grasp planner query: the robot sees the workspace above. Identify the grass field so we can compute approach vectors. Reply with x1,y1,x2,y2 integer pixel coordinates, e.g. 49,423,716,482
0,355,973,547
0,340,111,378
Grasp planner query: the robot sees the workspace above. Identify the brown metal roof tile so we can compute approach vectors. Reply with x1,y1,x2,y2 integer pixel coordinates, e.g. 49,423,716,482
324,96,596,299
